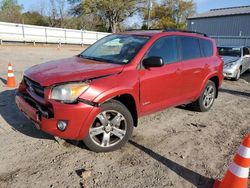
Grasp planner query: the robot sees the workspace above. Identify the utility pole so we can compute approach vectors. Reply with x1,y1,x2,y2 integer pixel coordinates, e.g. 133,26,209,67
147,0,152,30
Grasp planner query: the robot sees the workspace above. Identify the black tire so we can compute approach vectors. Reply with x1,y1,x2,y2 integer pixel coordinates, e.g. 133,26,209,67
192,80,216,112
83,99,134,152
232,68,241,81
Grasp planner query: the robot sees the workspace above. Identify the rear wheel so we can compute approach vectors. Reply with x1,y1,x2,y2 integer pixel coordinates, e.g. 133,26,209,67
192,80,216,112
83,100,134,152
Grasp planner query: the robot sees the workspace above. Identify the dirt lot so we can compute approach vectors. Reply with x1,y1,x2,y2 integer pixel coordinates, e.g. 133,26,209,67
0,45,250,188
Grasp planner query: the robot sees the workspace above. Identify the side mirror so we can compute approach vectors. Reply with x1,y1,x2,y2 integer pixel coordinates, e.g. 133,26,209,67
142,56,164,68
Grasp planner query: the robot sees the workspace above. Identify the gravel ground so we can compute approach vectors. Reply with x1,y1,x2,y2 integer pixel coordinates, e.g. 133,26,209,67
0,45,250,188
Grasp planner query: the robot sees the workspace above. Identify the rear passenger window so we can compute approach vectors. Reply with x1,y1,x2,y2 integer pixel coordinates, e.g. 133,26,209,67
200,39,213,57
145,36,178,64
180,37,201,60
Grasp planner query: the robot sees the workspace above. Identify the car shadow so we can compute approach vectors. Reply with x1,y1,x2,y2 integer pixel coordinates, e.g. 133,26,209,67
241,71,250,83
0,89,53,140
219,88,250,98
176,104,196,112
129,140,214,188
64,140,89,150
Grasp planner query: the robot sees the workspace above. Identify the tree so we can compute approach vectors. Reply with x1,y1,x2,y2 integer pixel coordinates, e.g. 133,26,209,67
46,0,68,28
22,11,49,26
56,0,66,27
0,0,22,23
142,0,195,29
69,0,143,33
48,0,58,27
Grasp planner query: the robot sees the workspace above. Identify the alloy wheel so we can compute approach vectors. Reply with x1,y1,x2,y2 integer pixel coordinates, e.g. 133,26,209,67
89,110,127,148
202,85,215,109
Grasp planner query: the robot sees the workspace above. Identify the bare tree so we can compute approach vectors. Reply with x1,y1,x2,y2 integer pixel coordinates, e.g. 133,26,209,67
56,0,66,27
47,0,57,27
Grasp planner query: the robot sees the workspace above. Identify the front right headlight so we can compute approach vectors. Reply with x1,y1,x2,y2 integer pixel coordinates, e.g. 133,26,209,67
50,82,89,103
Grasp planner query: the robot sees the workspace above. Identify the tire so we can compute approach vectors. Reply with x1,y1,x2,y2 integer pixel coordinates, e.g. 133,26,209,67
232,68,241,81
83,99,134,152
192,80,216,112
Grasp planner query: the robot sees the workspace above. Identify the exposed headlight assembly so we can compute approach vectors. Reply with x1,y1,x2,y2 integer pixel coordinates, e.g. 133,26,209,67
50,83,89,103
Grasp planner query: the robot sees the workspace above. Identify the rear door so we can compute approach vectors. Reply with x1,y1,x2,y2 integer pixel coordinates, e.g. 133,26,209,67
178,36,210,101
139,36,182,114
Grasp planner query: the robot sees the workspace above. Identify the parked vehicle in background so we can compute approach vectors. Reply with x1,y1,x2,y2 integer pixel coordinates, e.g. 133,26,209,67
218,46,250,81
16,30,224,152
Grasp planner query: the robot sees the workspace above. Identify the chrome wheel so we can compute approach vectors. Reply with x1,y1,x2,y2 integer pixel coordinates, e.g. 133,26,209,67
89,110,127,148
202,85,215,109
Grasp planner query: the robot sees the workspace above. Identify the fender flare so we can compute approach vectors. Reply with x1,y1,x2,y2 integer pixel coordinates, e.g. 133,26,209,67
198,72,220,99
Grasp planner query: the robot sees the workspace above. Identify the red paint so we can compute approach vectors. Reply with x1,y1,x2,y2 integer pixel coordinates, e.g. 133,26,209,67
16,31,224,140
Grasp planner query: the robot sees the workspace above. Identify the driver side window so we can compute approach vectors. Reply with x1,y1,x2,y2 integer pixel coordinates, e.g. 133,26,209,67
145,36,178,64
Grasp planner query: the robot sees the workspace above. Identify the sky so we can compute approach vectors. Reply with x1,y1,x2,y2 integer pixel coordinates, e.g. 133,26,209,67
18,0,250,14
194,0,250,13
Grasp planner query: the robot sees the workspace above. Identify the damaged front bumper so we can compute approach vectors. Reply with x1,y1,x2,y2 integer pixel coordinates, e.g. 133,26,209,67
15,92,101,140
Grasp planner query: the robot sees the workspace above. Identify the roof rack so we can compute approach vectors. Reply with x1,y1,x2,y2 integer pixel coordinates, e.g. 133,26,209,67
124,29,163,32
163,28,208,37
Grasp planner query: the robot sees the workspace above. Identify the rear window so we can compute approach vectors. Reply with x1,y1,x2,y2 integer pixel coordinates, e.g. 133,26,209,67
180,37,201,60
200,39,213,57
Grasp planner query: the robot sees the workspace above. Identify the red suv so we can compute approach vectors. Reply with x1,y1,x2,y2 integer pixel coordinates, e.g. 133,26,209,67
16,30,223,152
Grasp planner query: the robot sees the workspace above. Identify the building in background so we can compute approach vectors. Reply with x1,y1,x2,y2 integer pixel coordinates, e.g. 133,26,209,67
187,6,250,46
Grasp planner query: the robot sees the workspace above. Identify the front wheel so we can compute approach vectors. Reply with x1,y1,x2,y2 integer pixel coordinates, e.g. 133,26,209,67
192,80,216,112
233,68,241,81
83,100,134,152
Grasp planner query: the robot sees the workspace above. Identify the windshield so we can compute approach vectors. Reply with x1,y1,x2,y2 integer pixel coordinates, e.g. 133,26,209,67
217,47,241,57
80,34,150,64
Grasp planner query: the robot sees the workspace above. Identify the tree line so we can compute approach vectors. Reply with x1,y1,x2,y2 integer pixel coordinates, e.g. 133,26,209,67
0,0,195,33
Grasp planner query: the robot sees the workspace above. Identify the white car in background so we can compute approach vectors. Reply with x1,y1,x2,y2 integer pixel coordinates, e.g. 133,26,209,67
217,46,250,81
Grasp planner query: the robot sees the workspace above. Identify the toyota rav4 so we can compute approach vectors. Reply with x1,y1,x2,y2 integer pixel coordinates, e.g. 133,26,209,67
16,30,224,152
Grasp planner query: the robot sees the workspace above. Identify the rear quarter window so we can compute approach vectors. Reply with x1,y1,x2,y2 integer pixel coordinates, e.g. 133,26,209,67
180,36,201,61
199,39,213,57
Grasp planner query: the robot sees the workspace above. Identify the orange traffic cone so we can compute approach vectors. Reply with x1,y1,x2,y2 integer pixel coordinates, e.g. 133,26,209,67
5,63,16,88
214,134,250,188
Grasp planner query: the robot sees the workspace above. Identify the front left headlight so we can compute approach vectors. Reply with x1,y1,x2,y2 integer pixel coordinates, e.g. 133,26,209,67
224,61,237,69
50,82,89,103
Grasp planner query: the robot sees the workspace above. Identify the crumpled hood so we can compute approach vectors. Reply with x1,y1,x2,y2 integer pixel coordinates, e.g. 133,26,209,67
221,56,240,65
24,56,124,86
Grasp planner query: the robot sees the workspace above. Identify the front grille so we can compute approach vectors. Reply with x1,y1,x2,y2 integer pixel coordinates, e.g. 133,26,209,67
24,77,45,98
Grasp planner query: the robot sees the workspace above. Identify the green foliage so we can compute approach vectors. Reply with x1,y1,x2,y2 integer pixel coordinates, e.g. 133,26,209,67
141,24,148,30
69,0,142,33
22,11,49,26
0,0,23,23
143,0,195,29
